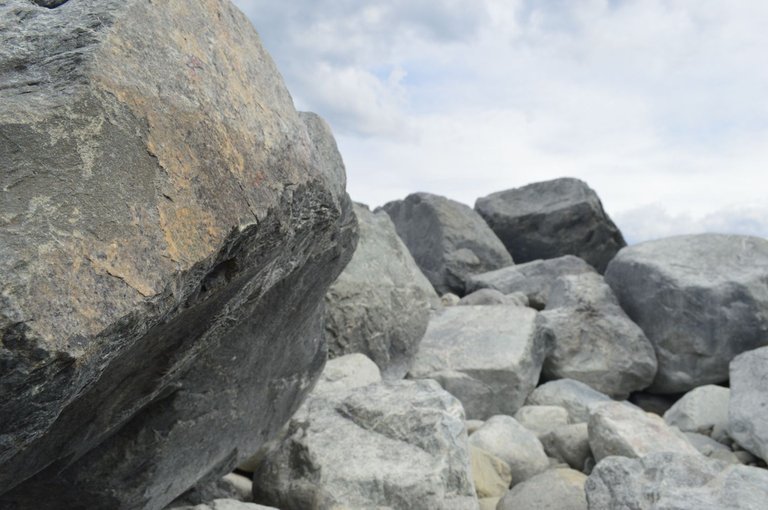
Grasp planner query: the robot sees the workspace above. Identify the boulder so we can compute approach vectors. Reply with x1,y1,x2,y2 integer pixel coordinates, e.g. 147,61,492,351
497,468,588,510
541,423,592,472
380,192,513,295
252,377,477,510
663,385,730,436
458,288,527,307
540,272,657,397
604,234,768,393
324,203,436,378
525,379,612,424
585,452,768,510
475,178,625,273
513,405,570,438
469,446,513,499
469,416,549,485
588,402,700,462
729,346,768,463
0,1,356,508
409,305,552,419
466,255,595,309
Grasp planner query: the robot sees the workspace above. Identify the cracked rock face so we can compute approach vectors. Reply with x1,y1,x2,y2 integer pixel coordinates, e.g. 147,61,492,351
0,1,356,508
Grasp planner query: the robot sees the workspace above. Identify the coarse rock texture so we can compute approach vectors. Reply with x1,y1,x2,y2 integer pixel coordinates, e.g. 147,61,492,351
526,379,612,424
604,234,768,394
729,346,768,463
541,423,592,472
585,452,768,510
466,255,595,310
664,384,730,436
469,416,549,485
497,468,588,510
252,376,478,510
323,203,436,378
540,272,657,397
380,192,513,295
458,288,527,307
513,405,570,438
469,446,513,499
409,305,553,419
0,1,357,508
588,402,699,462
474,178,625,273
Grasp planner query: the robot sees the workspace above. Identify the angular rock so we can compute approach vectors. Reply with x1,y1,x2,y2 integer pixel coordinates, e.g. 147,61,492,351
466,255,595,309
497,468,588,510
585,452,768,510
475,178,625,273
324,203,436,378
458,288,527,307
525,379,612,424
604,234,768,393
469,416,549,485
470,446,513,499
664,385,730,436
540,272,657,398
729,346,768,463
541,423,592,472
588,402,700,462
513,405,570,438
252,378,477,510
409,305,552,419
0,1,356,508
380,192,513,295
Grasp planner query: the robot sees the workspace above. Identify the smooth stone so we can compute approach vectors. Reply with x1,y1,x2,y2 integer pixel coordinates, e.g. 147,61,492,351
525,379,612,424
497,468,588,510
459,288,528,307
513,405,570,438
664,385,730,436
466,420,485,435
478,498,501,510
470,446,513,499
541,423,592,472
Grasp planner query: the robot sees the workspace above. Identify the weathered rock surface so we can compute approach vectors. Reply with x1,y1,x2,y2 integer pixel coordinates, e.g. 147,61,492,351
664,384,730,436
466,255,595,309
252,369,477,510
498,468,588,510
469,416,549,485
324,203,435,378
514,405,570,438
458,288,527,307
475,178,625,273
541,423,592,471
605,234,768,393
729,346,768,463
470,446,513,499
585,452,768,510
588,402,699,462
540,272,657,397
0,1,356,508
409,305,552,419
380,192,513,295
526,379,612,424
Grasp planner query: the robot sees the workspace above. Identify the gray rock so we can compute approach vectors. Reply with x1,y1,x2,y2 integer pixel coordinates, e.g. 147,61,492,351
469,415,549,485
409,306,552,419
466,255,596,309
525,379,612,424
513,405,570,438
171,500,279,510
604,234,768,393
442,293,462,306
252,378,477,510
166,472,253,508
324,203,436,378
664,385,730,436
540,272,657,398
729,346,768,463
478,497,501,510
459,288,527,306
541,423,592,472
475,178,625,273
380,192,513,295
310,353,382,397
585,452,768,510
684,433,740,464
0,1,356,508
588,402,700,462
498,468,588,510
469,446,513,499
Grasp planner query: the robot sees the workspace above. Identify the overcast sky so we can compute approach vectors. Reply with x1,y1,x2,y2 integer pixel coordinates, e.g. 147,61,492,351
232,0,767,243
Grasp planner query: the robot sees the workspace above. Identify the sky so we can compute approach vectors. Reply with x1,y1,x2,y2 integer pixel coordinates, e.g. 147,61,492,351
232,0,768,243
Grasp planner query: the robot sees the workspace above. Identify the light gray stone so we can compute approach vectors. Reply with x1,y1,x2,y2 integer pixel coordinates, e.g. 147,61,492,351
605,234,768,393
311,353,382,397
513,405,570,438
470,446,513,499
585,452,768,510
466,255,596,309
469,415,549,485
475,178,625,273
729,346,768,463
409,306,552,419
588,402,700,462
498,468,588,510
442,293,462,306
172,500,279,510
459,288,528,307
664,384,730,436
541,423,592,472
324,204,435,378
380,192,514,295
684,433,740,464
252,379,478,510
525,379,612,424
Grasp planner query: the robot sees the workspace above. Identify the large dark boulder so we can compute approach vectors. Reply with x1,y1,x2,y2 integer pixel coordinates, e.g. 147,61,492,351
605,234,768,394
0,1,356,509
380,192,513,295
475,178,625,273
